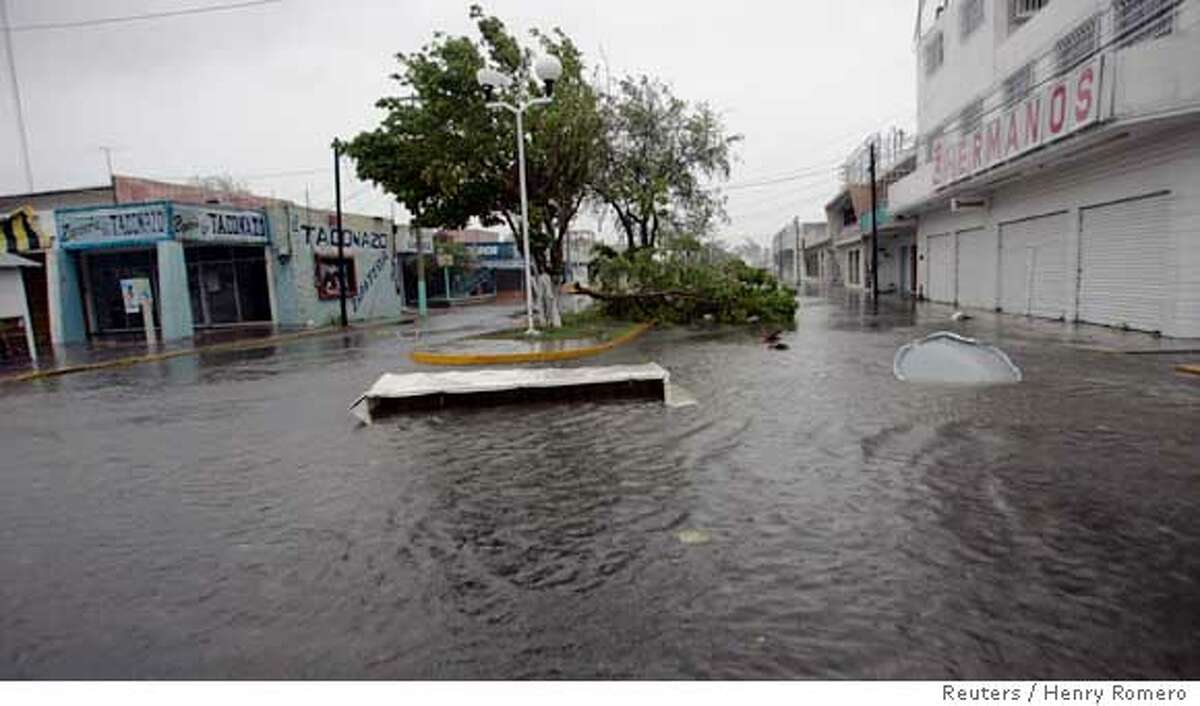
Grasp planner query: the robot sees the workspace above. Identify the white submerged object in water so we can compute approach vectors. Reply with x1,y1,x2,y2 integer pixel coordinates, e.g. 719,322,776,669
893,332,1021,384
350,362,673,423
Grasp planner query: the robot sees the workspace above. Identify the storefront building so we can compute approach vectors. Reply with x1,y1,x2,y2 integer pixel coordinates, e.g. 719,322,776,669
52,201,274,342
891,0,1200,337
268,203,407,327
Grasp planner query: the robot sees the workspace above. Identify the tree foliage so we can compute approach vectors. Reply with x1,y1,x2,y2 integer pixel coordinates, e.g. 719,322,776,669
593,76,740,251
583,241,796,326
345,5,602,283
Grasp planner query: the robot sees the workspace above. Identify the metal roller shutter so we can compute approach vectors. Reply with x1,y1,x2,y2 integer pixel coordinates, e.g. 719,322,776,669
925,233,955,303
999,212,1069,319
1078,193,1171,333
955,227,997,310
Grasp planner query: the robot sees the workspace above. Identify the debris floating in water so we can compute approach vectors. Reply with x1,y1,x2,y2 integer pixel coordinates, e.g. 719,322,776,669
675,529,711,545
893,331,1022,384
350,363,670,422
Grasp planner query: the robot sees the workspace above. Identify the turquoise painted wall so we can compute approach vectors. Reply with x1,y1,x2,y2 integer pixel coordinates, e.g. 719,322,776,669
47,249,86,344
155,240,194,340
268,204,406,328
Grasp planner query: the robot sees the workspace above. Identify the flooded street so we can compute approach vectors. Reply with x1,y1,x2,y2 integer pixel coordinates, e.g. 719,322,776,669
1,295,1197,678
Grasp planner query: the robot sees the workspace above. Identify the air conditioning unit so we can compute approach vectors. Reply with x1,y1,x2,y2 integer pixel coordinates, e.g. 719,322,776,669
951,196,990,211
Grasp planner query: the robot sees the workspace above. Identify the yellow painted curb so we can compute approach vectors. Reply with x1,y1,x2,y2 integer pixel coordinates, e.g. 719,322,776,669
410,322,654,366
2,318,414,384
1176,364,1200,376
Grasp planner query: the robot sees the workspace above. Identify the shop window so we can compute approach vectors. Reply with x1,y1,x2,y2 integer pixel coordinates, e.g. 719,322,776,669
848,249,862,286
315,255,357,300
960,0,985,40
85,250,159,334
923,31,944,76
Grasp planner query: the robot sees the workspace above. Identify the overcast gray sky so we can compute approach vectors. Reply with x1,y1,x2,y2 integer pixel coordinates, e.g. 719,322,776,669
0,0,917,246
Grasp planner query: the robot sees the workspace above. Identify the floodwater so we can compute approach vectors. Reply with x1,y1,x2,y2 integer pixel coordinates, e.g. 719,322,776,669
1,294,1197,678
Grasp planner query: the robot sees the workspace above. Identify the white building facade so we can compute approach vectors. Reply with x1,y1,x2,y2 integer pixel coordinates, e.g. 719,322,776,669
892,0,1200,337
772,220,829,286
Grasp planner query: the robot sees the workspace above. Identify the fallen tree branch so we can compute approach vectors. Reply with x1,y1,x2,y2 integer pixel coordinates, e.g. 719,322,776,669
570,283,703,301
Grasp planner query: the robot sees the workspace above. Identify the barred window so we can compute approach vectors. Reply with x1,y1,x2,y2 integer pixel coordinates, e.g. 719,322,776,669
1115,0,1181,47
960,0,986,39
1011,0,1050,29
1003,62,1034,108
1055,15,1098,72
924,32,944,75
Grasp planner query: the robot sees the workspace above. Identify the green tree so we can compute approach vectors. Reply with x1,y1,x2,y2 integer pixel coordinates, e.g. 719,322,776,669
593,76,740,251
345,5,602,327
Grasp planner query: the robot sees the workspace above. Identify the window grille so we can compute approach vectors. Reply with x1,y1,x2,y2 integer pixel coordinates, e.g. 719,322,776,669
1055,15,1099,71
1115,0,1181,47
1012,0,1051,25
1002,62,1035,108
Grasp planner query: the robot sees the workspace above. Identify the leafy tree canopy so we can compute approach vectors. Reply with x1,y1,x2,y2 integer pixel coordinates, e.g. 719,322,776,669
345,5,602,279
594,76,741,251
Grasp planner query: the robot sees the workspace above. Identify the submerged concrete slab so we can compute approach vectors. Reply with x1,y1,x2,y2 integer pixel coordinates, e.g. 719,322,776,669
410,323,653,366
350,362,670,422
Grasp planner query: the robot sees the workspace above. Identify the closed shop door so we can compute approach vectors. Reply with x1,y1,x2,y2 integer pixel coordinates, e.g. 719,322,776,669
925,233,954,303
955,227,997,310
1078,193,1171,333
999,212,1069,319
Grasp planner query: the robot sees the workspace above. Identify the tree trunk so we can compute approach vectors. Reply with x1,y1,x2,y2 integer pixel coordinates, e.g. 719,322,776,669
534,273,563,329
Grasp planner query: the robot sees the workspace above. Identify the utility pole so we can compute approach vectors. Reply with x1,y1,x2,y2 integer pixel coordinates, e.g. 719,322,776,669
415,225,427,317
100,146,115,184
2,0,34,192
333,139,348,328
869,141,880,305
792,215,800,286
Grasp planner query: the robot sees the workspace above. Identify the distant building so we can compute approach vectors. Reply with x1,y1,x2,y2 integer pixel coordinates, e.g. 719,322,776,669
824,129,919,295
891,0,1200,336
771,220,829,286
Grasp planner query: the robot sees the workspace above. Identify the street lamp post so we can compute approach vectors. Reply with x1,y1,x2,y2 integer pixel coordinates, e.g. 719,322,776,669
476,56,562,336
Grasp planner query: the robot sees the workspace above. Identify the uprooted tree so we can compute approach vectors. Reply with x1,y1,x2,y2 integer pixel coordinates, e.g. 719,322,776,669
345,5,602,328
579,236,797,326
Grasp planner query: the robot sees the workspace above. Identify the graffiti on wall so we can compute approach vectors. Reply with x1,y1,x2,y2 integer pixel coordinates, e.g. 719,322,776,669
295,223,389,250
352,252,394,314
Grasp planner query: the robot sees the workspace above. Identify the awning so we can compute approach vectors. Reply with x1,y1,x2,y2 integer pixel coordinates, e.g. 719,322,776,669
1,206,50,253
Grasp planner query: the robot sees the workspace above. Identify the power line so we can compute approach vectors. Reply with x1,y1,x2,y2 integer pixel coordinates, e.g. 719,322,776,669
3,0,282,32
719,162,842,191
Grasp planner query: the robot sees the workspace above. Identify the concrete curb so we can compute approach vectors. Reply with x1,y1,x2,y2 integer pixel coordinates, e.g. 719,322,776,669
2,318,415,384
410,322,654,366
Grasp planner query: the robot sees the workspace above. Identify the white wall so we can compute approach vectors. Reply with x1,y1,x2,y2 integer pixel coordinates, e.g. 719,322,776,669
0,268,37,364
915,119,1200,336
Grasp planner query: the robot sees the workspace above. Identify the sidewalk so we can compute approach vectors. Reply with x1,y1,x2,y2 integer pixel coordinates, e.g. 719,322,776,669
1,318,416,383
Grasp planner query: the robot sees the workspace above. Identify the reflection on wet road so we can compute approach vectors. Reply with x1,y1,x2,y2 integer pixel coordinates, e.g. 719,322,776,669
1,295,1197,678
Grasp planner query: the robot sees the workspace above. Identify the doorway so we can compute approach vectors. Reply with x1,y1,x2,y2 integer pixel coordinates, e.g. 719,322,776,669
83,249,160,335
